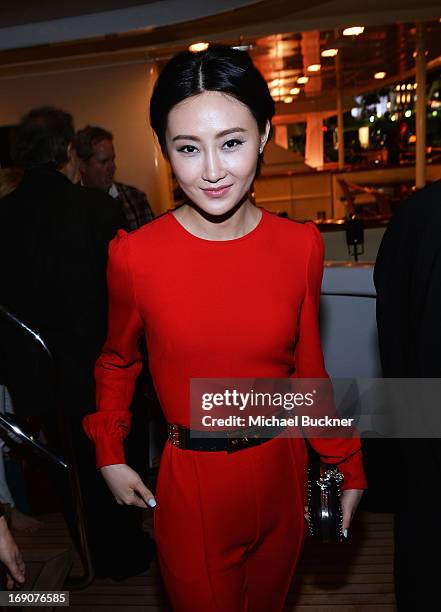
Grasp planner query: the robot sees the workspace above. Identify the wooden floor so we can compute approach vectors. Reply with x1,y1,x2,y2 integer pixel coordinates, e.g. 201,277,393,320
13,511,396,611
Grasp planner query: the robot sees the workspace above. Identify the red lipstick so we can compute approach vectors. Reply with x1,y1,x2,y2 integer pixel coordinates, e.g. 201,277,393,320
201,185,232,198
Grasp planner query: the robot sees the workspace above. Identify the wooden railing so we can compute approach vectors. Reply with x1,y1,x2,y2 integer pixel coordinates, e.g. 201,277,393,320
254,163,441,220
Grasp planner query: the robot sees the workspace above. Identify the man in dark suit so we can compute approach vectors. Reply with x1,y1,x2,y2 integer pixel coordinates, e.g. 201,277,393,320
374,180,441,611
0,106,153,580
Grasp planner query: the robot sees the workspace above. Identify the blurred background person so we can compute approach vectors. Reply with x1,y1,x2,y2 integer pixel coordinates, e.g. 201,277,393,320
375,180,441,610
76,125,154,231
0,106,153,580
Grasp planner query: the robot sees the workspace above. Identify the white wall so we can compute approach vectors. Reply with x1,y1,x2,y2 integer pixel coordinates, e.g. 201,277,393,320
0,60,172,215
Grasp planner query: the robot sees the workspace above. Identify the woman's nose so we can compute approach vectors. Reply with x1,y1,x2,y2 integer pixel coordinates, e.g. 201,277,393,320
202,150,226,183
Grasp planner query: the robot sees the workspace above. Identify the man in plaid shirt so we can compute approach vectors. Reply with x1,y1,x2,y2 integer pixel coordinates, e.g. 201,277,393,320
75,125,154,231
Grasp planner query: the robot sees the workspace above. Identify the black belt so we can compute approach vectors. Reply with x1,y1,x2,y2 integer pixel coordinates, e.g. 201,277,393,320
167,418,287,453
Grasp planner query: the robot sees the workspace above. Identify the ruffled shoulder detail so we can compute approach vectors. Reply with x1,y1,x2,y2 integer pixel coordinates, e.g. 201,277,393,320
304,220,324,252
107,228,130,256
115,228,129,240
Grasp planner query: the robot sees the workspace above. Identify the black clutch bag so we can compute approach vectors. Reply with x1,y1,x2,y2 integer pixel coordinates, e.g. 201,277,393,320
307,458,344,543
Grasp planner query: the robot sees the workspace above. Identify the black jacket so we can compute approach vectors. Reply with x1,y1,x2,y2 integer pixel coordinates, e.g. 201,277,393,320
0,167,126,416
375,180,441,378
372,180,441,508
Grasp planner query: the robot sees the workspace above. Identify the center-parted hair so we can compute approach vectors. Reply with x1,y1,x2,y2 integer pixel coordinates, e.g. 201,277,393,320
150,45,275,158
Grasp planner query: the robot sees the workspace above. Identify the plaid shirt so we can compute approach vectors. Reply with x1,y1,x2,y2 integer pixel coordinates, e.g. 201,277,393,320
110,182,154,231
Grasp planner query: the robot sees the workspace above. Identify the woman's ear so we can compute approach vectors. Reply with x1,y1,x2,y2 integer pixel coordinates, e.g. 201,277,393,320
259,120,271,154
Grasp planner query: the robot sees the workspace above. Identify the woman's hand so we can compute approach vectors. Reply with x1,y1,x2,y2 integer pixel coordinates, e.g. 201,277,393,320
100,464,156,509
0,516,25,589
341,488,364,537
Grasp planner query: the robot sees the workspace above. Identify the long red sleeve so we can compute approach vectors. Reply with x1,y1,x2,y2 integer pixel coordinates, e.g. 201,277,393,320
83,230,142,467
293,224,366,489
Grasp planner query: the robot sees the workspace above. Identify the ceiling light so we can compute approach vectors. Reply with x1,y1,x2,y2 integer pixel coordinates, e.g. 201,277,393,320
269,77,291,88
343,26,365,36
284,96,293,104
189,42,209,53
290,87,300,95
307,64,321,72
321,48,338,58
374,71,386,79
405,109,412,118
297,76,309,84
271,87,288,98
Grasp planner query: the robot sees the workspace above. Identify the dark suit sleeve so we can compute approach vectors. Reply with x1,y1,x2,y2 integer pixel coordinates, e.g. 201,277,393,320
54,189,127,409
374,205,413,376
374,182,441,377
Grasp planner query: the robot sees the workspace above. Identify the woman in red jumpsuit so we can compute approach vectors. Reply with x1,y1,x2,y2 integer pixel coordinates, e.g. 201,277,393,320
83,45,366,611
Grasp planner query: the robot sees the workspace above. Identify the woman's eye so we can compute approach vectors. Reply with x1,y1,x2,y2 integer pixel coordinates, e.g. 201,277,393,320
223,139,244,149
177,145,198,154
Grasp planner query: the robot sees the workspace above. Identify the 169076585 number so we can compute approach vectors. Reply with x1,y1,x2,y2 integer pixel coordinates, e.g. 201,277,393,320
0,591,69,606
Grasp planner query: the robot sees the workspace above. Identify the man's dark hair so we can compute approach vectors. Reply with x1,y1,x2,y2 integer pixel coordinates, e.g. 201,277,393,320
12,106,74,169
75,125,113,161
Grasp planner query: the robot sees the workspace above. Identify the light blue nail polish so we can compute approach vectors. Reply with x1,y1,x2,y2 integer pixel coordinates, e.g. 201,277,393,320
148,498,157,508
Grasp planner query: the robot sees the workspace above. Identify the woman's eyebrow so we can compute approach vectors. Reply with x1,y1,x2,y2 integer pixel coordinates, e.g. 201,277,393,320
172,127,248,142
216,127,248,138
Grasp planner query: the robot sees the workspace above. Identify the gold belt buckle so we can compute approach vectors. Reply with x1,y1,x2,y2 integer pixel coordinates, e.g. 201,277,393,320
168,424,180,447
227,431,261,453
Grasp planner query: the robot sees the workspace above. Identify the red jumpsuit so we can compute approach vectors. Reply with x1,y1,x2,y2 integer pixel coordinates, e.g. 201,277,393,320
83,209,366,611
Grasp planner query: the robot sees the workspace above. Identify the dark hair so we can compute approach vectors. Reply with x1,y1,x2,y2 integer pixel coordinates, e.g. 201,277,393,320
75,125,113,161
12,106,74,169
150,45,275,157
